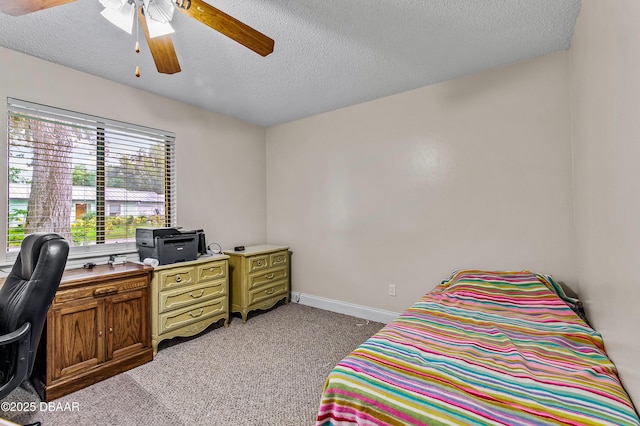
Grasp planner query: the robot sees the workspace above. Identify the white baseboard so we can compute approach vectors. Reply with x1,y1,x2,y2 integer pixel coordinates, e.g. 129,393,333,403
290,291,400,324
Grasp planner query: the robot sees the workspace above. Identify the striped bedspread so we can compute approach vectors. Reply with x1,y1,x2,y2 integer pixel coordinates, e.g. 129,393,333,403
316,270,640,425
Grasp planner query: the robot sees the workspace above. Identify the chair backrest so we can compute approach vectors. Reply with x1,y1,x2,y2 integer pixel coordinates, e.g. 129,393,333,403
0,233,69,378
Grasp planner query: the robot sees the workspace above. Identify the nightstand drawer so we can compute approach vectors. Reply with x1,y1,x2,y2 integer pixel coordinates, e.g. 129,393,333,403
159,280,226,314
248,268,288,290
247,281,288,306
247,255,269,272
269,251,288,268
158,298,226,335
196,260,227,283
158,267,195,291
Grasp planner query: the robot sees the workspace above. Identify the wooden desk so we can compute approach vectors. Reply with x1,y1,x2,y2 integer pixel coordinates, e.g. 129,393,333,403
31,262,153,401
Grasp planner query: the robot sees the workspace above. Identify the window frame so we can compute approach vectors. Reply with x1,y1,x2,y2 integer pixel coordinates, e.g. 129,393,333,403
5,98,176,262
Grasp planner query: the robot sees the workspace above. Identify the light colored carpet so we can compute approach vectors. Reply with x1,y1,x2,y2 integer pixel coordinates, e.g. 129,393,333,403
1,303,384,425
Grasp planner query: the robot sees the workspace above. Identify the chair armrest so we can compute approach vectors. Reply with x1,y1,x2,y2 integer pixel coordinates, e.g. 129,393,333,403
0,322,32,399
0,322,31,346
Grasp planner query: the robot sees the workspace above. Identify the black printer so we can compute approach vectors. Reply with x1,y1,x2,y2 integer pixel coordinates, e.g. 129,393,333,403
136,227,199,265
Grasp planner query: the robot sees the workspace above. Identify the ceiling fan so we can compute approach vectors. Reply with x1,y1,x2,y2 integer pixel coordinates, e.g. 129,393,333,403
0,0,275,75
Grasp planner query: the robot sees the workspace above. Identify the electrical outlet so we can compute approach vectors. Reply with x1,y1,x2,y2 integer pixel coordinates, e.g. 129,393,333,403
388,284,396,297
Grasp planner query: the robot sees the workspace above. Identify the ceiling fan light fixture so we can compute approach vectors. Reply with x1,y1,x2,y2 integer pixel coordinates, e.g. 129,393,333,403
99,0,128,10
145,18,174,38
142,0,174,23
100,1,135,34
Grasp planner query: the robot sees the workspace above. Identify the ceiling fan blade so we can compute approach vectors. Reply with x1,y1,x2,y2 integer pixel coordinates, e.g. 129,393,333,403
0,0,74,16
138,7,181,75
176,0,274,57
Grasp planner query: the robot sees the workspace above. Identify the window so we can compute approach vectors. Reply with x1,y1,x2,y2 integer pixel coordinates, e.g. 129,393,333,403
6,98,175,257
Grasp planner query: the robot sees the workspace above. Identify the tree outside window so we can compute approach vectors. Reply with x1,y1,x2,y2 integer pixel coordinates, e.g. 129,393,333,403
7,99,175,253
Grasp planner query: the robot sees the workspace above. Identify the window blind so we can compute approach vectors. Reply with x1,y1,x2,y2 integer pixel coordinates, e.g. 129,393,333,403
6,98,176,254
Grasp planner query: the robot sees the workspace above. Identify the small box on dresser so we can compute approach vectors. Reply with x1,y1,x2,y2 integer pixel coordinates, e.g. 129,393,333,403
225,245,290,323
150,255,230,355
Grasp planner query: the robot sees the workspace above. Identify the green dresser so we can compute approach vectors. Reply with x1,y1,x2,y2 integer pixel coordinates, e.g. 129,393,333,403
225,245,290,323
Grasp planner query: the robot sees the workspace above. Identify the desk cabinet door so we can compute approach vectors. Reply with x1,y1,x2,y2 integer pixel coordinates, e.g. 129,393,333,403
106,289,150,361
51,299,105,381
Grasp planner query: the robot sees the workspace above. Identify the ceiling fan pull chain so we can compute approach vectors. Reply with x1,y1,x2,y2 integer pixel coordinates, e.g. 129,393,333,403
135,10,141,77
135,10,140,53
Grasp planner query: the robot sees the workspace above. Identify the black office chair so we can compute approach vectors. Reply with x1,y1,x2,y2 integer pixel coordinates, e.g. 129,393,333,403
0,233,69,400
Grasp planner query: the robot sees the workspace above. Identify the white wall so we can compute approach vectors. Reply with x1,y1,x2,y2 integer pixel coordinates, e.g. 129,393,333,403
0,46,267,257
570,0,640,405
266,52,576,313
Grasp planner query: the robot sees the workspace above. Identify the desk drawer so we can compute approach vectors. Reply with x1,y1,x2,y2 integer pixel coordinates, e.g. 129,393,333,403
54,276,148,304
159,280,226,314
158,298,226,335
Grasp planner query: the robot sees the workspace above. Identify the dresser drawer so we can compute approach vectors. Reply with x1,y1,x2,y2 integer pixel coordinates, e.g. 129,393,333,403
246,250,288,273
158,266,195,291
159,280,226,314
247,255,269,272
196,260,227,283
248,268,288,290
269,250,288,268
247,281,288,306
158,298,226,335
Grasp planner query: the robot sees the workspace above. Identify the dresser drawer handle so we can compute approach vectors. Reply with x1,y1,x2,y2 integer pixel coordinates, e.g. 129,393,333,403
256,260,263,266
265,273,275,279
93,287,118,297
275,256,283,262
190,290,205,298
208,267,219,273
189,308,204,318
265,288,275,295
175,274,182,283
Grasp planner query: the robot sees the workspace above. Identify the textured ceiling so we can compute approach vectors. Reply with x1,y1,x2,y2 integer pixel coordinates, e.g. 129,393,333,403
0,0,581,127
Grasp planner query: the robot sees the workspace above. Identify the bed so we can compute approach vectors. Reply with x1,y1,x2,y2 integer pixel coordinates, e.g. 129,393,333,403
316,270,640,425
